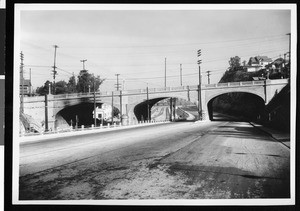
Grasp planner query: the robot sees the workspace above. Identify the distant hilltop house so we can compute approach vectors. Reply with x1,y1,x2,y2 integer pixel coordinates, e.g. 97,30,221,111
246,56,273,72
270,58,286,70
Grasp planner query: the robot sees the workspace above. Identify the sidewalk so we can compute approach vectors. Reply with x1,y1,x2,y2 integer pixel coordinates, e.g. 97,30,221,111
250,122,290,148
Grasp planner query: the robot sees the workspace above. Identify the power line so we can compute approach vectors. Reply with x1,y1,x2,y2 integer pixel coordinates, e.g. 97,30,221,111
61,34,286,49
56,67,73,75
24,65,52,68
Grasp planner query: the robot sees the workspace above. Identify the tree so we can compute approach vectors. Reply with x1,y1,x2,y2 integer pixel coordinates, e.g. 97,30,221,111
67,75,76,93
242,60,247,66
219,56,248,83
36,70,105,95
55,80,68,94
76,70,105,93
36,80,52,95
228,56,242,72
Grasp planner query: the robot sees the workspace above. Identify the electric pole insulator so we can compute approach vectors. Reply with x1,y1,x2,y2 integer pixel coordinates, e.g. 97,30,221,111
197,49,201,57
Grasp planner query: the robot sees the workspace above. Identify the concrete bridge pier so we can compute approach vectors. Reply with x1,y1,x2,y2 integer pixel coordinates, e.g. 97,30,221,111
46,96,57,131
200,110,209,121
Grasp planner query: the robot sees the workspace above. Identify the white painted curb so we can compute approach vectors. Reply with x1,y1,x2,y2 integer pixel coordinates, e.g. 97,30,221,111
19,121,171,144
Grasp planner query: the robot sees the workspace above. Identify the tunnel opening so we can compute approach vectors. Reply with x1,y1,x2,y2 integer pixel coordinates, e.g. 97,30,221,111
208,92,265,122
134,97,197,122
55,102,120,128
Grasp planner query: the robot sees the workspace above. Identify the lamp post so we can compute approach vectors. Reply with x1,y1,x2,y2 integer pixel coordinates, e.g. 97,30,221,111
197,49,202,120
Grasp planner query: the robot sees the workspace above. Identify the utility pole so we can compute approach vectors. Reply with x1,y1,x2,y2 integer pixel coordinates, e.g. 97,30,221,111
115,74,120,91
180,64,182,86
147,85,150,121
29,68,32,96
44,94,48,132
169,97,173,121
72,72,75,93
111,91,114,124
120,91,123,120
20,51,24,113
206,71,211,84
197,49,202,120
164,58,167,88
93,80,96,126
286,33,291,72
52,45,59,95
80,59,87,70
173,98,176,121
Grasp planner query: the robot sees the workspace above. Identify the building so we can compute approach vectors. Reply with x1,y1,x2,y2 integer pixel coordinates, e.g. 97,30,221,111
20,78,32,96
272,58,286,70
246,56,273,72
93,103,112,122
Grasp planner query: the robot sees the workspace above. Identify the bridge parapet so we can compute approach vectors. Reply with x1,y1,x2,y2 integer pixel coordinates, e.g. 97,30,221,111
24,79,289,101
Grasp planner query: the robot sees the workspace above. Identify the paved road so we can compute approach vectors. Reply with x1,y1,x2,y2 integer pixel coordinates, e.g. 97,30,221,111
19,120,290,200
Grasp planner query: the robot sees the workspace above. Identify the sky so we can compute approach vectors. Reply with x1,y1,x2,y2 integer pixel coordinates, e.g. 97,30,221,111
18,6,291,92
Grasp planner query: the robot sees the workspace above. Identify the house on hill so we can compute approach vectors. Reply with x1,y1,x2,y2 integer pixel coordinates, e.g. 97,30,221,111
246,56,273,72
272,58,286,70
266,57,288,77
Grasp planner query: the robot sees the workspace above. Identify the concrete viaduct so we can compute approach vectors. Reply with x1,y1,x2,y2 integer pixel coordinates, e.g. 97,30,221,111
21,79,289,131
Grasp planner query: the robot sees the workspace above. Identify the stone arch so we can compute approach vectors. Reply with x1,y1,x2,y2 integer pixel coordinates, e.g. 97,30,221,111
206,91,265,121
128,95,197,122
133,97,168,121
205,88,265,105
55,102,120,128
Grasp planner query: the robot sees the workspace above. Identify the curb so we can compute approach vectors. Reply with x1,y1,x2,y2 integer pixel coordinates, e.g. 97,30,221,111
249,122,290,149
19,121,172,144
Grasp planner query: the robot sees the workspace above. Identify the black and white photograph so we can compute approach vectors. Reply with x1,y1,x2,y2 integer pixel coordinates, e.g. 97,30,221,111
12,4,296,205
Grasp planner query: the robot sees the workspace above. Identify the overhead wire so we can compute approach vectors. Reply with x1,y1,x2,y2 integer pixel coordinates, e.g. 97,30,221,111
61,34,286,49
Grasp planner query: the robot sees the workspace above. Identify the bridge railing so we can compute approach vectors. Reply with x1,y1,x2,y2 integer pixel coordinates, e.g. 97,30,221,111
240,81,253,85
189,85,198,90
170,86,186,91
252,81,265,85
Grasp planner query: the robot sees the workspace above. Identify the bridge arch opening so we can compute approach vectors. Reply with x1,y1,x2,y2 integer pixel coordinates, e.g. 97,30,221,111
133,97,197,122
55,102,120,128
207,92,265,122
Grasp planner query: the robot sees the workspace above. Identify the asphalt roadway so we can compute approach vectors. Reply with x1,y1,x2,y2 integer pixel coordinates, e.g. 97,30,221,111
19,120,290,200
